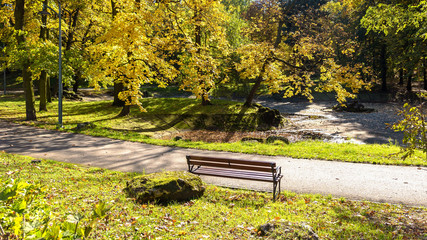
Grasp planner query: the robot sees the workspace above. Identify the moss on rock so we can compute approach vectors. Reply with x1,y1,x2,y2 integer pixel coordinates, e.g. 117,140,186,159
124,171,205,204
257,221,319,239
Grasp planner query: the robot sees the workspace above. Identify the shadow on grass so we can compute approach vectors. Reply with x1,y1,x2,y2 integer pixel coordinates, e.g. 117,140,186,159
330,204,426,238
223,106,253,142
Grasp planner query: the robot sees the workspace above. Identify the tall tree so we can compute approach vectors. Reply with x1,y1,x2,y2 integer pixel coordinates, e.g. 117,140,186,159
110,0,125,107
238,0,368,107
14,0,36,120
171,0,230,105
90,0,179,114
39,0,49,111
361,1,427,93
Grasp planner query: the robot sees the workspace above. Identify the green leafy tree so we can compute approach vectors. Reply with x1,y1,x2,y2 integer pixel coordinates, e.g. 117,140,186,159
392,103,427,160
361,1,427,93
90,0,179,115
13,0,37,120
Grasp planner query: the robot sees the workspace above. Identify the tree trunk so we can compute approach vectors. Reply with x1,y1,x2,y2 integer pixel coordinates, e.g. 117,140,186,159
66,9,80,51
15,0,36,120
244,62,268,107
39,70,48,111
424,58,427,91
201,95,212,106
72,70,82,93
111,0,118,18
119,105,130,116
23,66,36,120
194,9,211,106
380,44,387,92
244,18,284,107
399,69,404,86
47,77,52,102
112,81,125,106
407,71,412,93
39,1,48,111
72,77,79,93
110,0,125,107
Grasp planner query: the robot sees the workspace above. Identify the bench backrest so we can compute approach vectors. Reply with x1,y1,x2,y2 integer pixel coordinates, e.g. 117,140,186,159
186,155,277,173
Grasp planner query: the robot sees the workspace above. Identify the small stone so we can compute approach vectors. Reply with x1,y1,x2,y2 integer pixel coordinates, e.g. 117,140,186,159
241,137,264,143
257,223,275,235
173,136,183,141
74,122,96,131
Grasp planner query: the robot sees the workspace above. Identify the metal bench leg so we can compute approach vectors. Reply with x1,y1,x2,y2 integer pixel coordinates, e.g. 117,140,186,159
273,182,277,202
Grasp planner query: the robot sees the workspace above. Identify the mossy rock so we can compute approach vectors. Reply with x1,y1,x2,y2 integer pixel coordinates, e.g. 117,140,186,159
332,100,375,113
124,171,205,204
257,221,319,239
255,105,285,130
266,135,290,144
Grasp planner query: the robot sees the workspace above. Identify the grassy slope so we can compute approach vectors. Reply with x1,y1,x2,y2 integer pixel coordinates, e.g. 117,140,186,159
1,152,426,239
0,94,425,166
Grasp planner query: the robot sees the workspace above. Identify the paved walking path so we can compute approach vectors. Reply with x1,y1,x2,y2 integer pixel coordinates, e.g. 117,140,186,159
0,120,426,207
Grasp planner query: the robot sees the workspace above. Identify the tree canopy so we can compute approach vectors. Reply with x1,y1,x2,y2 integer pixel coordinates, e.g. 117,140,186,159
1,0,425,118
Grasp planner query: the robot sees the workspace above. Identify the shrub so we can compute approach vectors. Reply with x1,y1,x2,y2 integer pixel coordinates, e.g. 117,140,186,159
392,103,426,160
0,178,111,239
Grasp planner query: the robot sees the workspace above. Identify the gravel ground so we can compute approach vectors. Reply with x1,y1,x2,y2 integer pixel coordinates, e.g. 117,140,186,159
257,100,405,144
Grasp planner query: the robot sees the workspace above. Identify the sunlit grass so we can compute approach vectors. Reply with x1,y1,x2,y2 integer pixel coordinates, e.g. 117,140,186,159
0,94,425,166
1,152,426,239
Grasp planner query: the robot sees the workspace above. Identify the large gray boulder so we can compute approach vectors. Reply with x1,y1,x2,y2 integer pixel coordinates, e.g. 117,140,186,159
124,171,205,204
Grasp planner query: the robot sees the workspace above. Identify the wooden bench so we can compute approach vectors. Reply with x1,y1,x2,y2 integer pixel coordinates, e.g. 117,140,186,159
186,155,283,200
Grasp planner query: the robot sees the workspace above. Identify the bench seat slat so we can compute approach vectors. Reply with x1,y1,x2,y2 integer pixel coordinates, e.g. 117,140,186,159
191,167,275,182
191,167,277,178
188,155,275,167
188,160,275,173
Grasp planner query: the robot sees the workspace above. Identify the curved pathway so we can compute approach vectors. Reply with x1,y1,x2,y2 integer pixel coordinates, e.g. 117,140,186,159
0,120,426,207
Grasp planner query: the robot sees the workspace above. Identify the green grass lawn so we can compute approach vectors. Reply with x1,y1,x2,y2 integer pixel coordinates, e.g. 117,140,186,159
1,152,426,239
0,94,425,166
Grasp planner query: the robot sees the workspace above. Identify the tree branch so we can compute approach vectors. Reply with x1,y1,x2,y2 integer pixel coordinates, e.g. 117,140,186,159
272,56,306,70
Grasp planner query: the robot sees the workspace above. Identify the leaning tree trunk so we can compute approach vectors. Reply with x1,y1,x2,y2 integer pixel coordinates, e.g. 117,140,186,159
15,0,36,120
244,18,284,107
244,61,268,107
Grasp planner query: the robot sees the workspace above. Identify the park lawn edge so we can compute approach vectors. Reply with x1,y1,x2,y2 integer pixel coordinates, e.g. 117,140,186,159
9,119,427,167
0,95,425,167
